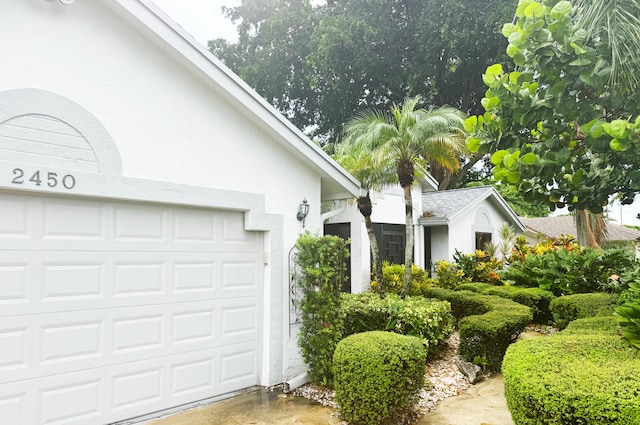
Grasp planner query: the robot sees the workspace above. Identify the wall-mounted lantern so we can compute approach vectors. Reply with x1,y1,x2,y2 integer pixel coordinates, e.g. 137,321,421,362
296,198,310,228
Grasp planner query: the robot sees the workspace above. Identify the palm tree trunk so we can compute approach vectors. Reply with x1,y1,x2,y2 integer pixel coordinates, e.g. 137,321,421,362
358,193,385,298
575,209,605,248
365,216,385,299
401,183,414,298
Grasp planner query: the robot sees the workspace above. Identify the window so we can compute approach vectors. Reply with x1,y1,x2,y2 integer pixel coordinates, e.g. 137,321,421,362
475,232,492,251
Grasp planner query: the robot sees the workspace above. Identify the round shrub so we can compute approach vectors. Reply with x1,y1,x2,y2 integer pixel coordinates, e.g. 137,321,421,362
333,331,426,425
550,293,620,329
503,334,640,425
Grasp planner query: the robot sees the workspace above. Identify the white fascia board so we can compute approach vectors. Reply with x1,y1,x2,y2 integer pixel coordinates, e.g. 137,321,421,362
107,0,361,199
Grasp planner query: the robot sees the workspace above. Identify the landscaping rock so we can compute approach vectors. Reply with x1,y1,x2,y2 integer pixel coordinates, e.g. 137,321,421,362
456,358,482,384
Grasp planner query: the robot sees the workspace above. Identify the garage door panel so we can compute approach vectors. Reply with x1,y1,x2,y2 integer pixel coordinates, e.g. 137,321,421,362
0,342,260,425
0,392,26,425
0,192,263,424
0,299,260,385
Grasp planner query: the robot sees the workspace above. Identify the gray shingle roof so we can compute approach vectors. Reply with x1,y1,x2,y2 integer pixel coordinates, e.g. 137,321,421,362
421,186,494,219
520,216,640,242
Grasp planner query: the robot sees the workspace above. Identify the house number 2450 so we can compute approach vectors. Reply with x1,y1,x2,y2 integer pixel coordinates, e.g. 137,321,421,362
11,168,76,190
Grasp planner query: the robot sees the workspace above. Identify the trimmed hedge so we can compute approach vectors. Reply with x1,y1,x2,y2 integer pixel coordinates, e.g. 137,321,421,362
422,288,532,371
563,316,622,335
503,328,640,424
550,293,620,329
455,282,493,293
456,283,555,324
334,331,426,425
340,292,454,354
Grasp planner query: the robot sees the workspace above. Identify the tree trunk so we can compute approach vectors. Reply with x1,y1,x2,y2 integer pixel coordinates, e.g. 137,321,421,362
575,209,604,248
401,183,414,298
365,216,385,299
358,193,385,299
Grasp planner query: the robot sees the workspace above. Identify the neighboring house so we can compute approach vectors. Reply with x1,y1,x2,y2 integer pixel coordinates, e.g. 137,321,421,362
0,1,360,424
419,185,525,265
327,184,525,291
520,216,640,255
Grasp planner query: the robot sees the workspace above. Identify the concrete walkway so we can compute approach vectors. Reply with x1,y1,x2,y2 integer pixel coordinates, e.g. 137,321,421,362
418,374,514,425
147,373,513,425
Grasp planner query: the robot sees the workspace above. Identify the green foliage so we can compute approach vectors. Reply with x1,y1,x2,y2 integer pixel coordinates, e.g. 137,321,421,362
466,0,640,213
550,293,620,329
333,332,426,425
434,250,504,289
480,285,555,324
616,282,640,349
370,262,436,297
501,242,635,295
456,282,494,293
433,260,469,289
454,283,554,323
212,0,516,146
295,233,349,387
563,316,622,336
340,292,454,354
503,329,640,424
453,250,504,284
422,288,532,371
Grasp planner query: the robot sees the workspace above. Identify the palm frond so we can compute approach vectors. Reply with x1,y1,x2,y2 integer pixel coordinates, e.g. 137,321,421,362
573,0,640,93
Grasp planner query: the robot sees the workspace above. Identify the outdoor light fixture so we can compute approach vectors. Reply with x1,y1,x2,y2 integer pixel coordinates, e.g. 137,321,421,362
297,198,310,227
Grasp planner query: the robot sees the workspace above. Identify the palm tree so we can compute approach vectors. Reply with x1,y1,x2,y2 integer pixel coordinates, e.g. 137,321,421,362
333,148,396,298
341,96,467,297
574,0,640,95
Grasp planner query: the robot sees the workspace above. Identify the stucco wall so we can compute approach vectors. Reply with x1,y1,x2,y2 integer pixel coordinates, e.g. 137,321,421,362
1,0,330,386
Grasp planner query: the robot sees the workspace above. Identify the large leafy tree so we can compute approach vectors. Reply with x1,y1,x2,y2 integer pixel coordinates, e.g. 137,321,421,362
466,0,640,243
332,148,396,298
210,0,516,152
341,96,467,296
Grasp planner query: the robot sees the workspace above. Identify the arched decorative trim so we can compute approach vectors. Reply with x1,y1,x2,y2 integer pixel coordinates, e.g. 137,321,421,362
474,206,493,232
0,88,122,176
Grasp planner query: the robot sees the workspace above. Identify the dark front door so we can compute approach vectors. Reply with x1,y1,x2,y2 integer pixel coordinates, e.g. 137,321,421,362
324,222,351,293
373,223,407,265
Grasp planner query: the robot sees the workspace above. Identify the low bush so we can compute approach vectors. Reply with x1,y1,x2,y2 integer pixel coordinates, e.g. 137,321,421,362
422,288,532,371
455,283,555,324
550,293,620,329
455,282,493,293
501,245,635,296
340,292,454,354
563,316,622,335
482,286,555,324
503,330,640,424
616,281,640,350
334,331,426,425
370,262,435,296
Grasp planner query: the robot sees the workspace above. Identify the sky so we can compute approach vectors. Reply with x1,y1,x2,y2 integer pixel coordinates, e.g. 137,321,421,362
152,0,240,44
149,1,640,227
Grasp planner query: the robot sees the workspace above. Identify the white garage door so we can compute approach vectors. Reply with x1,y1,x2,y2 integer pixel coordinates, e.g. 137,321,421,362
0,191,263,424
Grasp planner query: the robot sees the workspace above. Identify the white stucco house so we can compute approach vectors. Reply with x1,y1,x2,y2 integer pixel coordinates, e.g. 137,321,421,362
327,184,525,291
0,1,361,424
